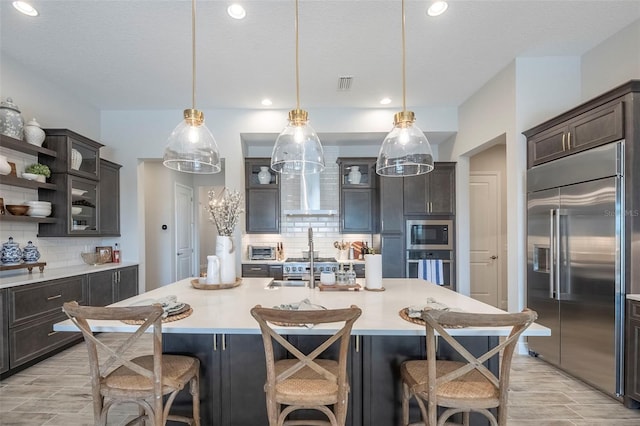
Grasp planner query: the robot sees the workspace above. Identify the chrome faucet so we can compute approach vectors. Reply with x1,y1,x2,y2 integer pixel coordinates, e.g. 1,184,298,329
308,227,315,289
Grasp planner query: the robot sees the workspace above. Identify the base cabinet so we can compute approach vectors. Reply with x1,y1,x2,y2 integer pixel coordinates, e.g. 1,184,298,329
4,276,86,374
626,299,640,406
163,333,498,426
0,289,8,374
87,265,139,306
0,265,138,379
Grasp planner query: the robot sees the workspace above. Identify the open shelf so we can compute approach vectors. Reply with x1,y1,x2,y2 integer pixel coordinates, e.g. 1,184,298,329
0,174,56,190
0,134,57,157
1,215,57,223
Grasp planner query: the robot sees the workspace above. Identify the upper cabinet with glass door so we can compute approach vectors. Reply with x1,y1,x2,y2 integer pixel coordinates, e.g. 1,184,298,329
40,129,103,180
337,158,377,188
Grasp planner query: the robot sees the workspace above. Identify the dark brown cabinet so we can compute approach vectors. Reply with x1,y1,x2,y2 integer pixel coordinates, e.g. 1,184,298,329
526,100,624,168
403,162,456,216
245,158,280,233
337,158,378,233
87,266,139,306
99,159,121,236
380,234,404,278
6,276,86,371
0,289,7,374
379,176,404,234
626,299,640,406
41,129,103,179
241,263,283,280
36,130,121,237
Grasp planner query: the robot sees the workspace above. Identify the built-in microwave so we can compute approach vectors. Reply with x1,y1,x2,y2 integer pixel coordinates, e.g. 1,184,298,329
406,219,453,250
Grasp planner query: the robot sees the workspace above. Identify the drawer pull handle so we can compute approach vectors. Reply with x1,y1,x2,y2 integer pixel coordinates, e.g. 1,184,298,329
47,294,62,301
250,267,262,271
48,331,58,337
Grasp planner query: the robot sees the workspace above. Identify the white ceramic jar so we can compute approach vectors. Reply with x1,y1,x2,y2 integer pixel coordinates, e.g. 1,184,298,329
257,166,272,184
348,166,362,184
0,155,11,176
24,118,46,146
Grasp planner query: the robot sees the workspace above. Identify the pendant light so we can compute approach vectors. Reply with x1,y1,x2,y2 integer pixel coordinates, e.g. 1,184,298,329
376,0,434,177
270,0,324,175
163,0,221,174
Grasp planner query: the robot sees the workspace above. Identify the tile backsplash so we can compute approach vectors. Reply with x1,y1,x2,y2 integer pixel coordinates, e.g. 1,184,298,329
242,147,374,260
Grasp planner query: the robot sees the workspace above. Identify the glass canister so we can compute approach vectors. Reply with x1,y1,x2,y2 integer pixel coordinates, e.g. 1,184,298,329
1,237,23,265
0,97,24,140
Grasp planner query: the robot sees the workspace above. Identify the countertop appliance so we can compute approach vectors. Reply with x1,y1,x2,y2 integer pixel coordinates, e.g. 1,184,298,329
248,245,276,260
283,257,339,281
406,219,453,250
527,141,625,398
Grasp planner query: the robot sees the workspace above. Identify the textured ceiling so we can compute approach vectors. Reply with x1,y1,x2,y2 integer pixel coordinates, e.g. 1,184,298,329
1,0,639,112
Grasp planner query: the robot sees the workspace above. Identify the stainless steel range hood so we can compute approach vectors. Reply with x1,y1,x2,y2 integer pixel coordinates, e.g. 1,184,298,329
283,173,337,216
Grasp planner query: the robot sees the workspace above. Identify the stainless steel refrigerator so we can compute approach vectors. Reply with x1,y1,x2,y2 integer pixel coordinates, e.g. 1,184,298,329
527,141,625,397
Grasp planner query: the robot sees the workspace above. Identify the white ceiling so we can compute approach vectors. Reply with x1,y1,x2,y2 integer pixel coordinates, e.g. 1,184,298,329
1,0,639,114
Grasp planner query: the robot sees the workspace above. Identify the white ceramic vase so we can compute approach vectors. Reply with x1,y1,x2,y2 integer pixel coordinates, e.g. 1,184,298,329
0,155,10,176
257,166,272,184
215,235,236,284
348,166,362,184
24,118,46,147
71,149,83,170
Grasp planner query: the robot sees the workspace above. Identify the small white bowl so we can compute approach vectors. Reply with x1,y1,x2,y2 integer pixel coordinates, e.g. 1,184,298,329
72,207,82,215
71,188,87,196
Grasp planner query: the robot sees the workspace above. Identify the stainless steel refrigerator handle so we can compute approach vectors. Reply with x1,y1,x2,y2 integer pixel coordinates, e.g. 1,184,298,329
549,209,555,299
554,208,561,301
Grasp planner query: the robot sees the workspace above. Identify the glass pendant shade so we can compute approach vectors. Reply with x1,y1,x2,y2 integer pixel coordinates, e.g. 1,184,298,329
376,111,434,177
271,109,325,175
163,109,221,174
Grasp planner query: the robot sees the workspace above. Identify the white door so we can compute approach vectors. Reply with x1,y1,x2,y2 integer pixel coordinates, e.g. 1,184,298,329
175,183,194,281
469,172,500,307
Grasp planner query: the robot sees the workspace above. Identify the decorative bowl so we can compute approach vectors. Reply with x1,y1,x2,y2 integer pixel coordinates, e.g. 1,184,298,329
71,188,87,197
6,205,29,215
81,252,110,265
72,206,82,215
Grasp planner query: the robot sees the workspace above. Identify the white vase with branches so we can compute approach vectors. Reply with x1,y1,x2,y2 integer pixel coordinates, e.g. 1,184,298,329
205,188,244,283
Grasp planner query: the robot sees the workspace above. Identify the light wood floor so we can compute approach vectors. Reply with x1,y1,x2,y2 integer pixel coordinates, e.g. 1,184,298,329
1,334,640,425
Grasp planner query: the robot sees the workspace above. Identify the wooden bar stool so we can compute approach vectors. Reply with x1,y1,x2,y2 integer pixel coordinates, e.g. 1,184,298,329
250,304,362,426
401,308,537,426
63,301,200,426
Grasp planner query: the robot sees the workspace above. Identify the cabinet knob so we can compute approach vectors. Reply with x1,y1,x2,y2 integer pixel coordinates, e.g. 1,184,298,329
490,255,498,260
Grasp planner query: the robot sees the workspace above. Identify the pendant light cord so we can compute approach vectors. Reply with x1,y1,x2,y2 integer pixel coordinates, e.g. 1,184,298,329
401,0,406,113
192,0,197,110
295,0,300,110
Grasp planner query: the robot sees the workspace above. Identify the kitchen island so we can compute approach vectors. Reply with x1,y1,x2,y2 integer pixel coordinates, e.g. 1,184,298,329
54,278,549,426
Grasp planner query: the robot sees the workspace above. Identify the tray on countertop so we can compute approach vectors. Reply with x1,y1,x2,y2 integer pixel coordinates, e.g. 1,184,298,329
191,277,242,290
318,283,361,291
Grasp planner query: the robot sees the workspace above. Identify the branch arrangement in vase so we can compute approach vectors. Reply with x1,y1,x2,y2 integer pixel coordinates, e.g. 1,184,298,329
205,188,244,236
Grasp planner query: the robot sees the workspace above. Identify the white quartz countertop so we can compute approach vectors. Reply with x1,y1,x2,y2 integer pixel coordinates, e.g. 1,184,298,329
0,262,138,290
628,294,640,302
54,277,550,337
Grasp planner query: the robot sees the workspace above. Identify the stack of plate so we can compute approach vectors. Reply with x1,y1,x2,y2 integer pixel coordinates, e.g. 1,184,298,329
25,201,51,217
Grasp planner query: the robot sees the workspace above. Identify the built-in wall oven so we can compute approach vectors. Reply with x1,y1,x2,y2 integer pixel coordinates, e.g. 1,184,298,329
406,219,453,250
406,250,454,287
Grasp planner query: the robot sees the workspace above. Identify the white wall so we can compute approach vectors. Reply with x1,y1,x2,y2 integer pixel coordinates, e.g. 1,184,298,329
582,19,640,101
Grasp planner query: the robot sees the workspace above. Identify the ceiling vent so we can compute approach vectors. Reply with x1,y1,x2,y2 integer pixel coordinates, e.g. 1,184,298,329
337,75,353,91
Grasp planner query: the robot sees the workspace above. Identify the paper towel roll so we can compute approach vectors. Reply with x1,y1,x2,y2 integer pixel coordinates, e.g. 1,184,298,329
365,254,383,289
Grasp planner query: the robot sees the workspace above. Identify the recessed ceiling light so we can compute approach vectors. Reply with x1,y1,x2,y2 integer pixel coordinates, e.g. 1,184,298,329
261,99,273,106
427,1,448,17
12,1,39,17
380,98,392,105
227,4,246,20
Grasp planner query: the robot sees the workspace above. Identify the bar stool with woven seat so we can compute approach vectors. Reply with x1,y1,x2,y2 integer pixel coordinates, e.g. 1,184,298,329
63,301,200,426
250,304,362,426
401,308,537,426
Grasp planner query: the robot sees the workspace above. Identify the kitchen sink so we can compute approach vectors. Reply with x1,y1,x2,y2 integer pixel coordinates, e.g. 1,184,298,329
265,280,309,289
